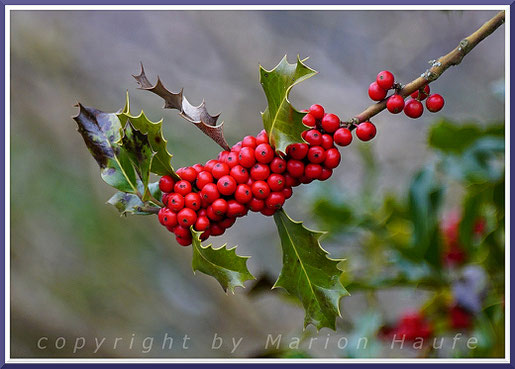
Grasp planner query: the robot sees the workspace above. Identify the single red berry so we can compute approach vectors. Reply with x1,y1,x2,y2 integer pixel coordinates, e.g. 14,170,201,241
204,159,218,172
426,94,445,112
217,175,237,196
319,168,333,181
230,165,250,184
179,167,197,182
206,205,223,221
304,129,323,146
194,216,210,232
250,163,271,181
251,180,271,199
220,217,236,229
209,223,225,236
226,200,247,218
256,129,269,145
321,134,334,150
284,173,300,188
404,99,424,118
266,192,285,210
270,157,286,173
234,184,252,204
299,175,313,184
386,94,405,114
174,180,192,196
167,193,185,212
261,207,276,216
177,208,197,227
255,143,274,164
238,147,256,168
376,70,395,90
225,152,239,168
333,128,353,146
218,151,229,163
287,143,309,160
211,198,228,216
231,141,243,153
267,174,285,192
356,122,377,141
368,81,387,101
159,208,177,227
162,193,170,207
324,148,341,169
192,163,204,174
242,135,257,148
302,113,316,127
411,85,430,100
286,160,305,178
309,104,325,120
175,227,192,246
200,183,219,203
282,187,293,199
248,197,265,212
184,192,201,211
321,114,340,133
159,175,175,193
196,171,214,190
211,162,230,180
305,163,322,180
307,146,326,164
200,229,210,241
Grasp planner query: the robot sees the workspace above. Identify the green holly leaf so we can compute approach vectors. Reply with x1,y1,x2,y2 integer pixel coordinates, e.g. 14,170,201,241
73,104,139,193
118,92,180,181
191,229,255,293
260,55,317,153
273,209,349,330
107,191,159,216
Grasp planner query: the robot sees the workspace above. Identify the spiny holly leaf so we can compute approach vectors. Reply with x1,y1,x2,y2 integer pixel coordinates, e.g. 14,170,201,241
273,209,349,330
122,123,154,197
191,229,255,293
73,104,139,193
133,63,230,151
107,191,158,216
118,93,180,182
260,55,317,154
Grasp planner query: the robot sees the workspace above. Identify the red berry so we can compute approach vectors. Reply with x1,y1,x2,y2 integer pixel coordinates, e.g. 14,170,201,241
194,215,210,232
234,184,252,204
261,207,276,216
251,180,271,200
184,192,201,211
404,99,424,118
204,159,218,172
321,134,334,150
192,163,204,174
180,167,197,182
255,143,274,164
304,129,323,146
282,187,293,199
321,113,340,133
207,206,223,221
217,175,237,196
177,208,197,227
217,151,229,163
230,165,250,184
333,128,352,146
211,162,230,180
200,229,210,241
242,135,257,148
167,193,185,212
411,85,430,100
319,168,333,181
211,198,228,216
287,143,309,160
256,129,269,145
226,200,247,218
220,217,236,229
376,70,395,90
210,223,225,236
284,173,300,188
305,164,322,180
159,208,177,227
368,81,387,101
200,183,219,203
174,180,192,196
175,226,192,246
386,94,405,114
307,146,326,164
231,141,243,153
302,113,316,127
250,163,271,181
267,174,285,192
238,147,256,168
355,122,377,141
225,152,239,168
159,175,175,193
196,171,213,190
286,160,305,178
309,104,325,120
426,94,445,112
270,157,286,173
324,148,341,169
248,197,265,212
266,192,285,210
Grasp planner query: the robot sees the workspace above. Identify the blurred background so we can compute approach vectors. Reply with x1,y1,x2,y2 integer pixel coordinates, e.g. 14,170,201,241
10,10,505,358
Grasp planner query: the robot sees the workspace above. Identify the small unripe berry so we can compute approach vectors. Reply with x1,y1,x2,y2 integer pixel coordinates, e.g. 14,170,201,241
333,128,353,146
404,99,424,118
355,122,377,142
426,94,445,112
376,70,395,90
386,94,405,114
368,81,387,101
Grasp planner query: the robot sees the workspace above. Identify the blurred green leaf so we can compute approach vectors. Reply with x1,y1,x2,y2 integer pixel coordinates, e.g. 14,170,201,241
260,55,317,153
273,209,349,330
106,191,158,216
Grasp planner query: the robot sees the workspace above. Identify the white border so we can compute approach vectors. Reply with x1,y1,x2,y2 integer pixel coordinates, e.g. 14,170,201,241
4,4,510,364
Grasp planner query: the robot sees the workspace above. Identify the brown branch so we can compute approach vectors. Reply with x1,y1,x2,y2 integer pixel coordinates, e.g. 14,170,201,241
346,10,505,126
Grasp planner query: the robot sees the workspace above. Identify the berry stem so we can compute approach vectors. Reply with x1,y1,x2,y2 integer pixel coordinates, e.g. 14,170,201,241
137,206,161,214
346,10,505,126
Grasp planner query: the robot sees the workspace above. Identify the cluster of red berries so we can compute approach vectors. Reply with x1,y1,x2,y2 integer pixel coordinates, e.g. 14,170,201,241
157,104,372,246
368,70,445,119
380,312,433,342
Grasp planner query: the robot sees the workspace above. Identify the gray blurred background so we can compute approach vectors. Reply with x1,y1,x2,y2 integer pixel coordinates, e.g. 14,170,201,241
10,10,504,358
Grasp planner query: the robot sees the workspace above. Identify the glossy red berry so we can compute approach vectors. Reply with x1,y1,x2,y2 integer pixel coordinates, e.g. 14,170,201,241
211,198,228,215
251,180,271,199
304,129,323,146
270,157,286,173
386,94,405,114
174,180,192,196
287,160,305,178
238,147,256,168
167,193,185,212
231,141,243,153
242,135,257,148
266,192,285,210
309,104,325,120
305,163,322,180
282,187,293,199
159,175,175,193
200,183,219,203
287,143,309,160
220,217,236,229
368,81,387,101
175,227,192,246
248,197,265,212
207,205,223,221
376,70,395,90
250,163,271,181
404,99,424,118
159,208,177,227
180,167,197,182
324,148,341,169
192,163,204,174
426,94,445,112
204,159,218,172
411,85,430,100
321,114,340,133
177,208,197,227
302,113,316,127
194,216,210,232
196,171,213,189
319,168,333,181
230,165,250,184
211,162,230,180
217,175,237,196
256,130,269,145
267,174,285,192
226,200,247,218
210,223,225,236
184,192,201,211
284,173,300,188
356,122,377,141
261,207,276,216
255,143,274,164
234,184,252,204
307,146,326,164
333,128,352,146
321,134,334,150
225,152,239,168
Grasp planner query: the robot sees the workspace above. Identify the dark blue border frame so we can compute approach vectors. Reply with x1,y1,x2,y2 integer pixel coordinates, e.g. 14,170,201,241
1,1,512,367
